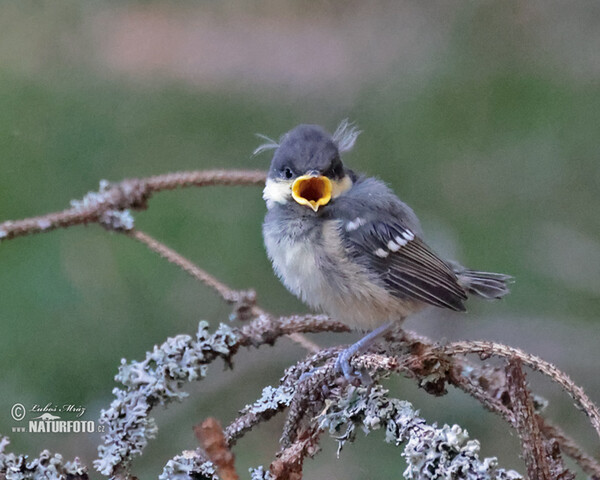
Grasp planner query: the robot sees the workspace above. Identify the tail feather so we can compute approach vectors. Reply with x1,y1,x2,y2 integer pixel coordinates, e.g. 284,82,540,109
455,269,513,300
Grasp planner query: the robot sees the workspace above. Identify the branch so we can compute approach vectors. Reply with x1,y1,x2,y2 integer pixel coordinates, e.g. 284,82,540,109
0,437,88,480
94,315,347,477
0,169,266,241
506,359,560,480
195,418,239,480
269,426,322,480
386,330,600,476
3,167,599,479
128,228,260,311
441,341,600,440
539,422,600,479
317,384,523,479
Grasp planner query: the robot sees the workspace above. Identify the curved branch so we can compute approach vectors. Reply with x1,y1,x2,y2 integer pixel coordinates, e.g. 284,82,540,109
128,228,257,307
0,169,266,241
441,340,600,440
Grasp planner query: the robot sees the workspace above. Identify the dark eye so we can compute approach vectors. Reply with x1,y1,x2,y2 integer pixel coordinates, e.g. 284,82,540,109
283,167,293,179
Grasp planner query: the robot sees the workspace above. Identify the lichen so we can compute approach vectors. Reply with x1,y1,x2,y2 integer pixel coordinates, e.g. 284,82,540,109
318,385,523,480
70,179,135,231
94,321,239,476
249,465,274,480
246,385,295,414
70,180,111,211
0,437,87,480
159,453,218,480
99,209,135,231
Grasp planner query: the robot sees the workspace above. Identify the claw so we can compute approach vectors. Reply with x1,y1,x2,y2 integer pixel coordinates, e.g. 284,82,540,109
334,321,397,384
334,349,371,384
298,367,318,383
335,348,357,381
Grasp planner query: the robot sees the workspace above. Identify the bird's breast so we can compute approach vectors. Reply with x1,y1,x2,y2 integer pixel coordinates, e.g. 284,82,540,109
263,216,410,330
263,216,327,310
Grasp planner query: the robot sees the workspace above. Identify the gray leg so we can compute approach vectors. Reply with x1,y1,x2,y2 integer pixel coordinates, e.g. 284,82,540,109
335,321,396,382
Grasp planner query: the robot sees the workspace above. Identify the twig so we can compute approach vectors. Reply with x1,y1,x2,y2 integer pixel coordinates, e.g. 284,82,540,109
448,361,515,424
539,421,600,479
128,229,255,306
390,331,600,476
506,359,554,480
128,228,328,355
237,314,349,348
270,426,322,480
285,332,321,354
195,418,239,480
0,169,266,241
441,340,600,441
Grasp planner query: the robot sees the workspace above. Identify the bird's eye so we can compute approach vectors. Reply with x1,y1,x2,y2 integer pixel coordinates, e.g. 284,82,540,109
283,167,293,179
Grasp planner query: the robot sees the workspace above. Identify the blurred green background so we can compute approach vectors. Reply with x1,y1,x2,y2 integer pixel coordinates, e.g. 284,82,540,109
1,0,599,477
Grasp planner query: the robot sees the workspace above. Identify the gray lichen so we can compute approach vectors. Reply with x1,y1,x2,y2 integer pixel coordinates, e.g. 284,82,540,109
0,437,87,480
249,465,274,480
318,385,523,480
94,321,238,476
70,180,112,211
247,385,295,414
160,452,218,480
99,209,135,231
70,180,135,231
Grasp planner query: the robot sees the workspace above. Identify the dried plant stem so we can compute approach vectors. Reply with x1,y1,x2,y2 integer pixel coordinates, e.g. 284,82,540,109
539,421,600,479
506,359,554,480
448,362,514,422
442,341,600,440
143,170,266,192
391,331,600,476
3,168,599,479
0,169,266,241
128,229,251,305
127,228,326,354
270,426,322,480
195,418,239,480
285,333,321,354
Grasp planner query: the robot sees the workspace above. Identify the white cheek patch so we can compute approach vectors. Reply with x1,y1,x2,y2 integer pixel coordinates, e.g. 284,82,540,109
263,178,292,208
331,175,353,199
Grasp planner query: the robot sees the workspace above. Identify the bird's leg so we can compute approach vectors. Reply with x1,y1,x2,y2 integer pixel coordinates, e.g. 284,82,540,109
335,321,396,383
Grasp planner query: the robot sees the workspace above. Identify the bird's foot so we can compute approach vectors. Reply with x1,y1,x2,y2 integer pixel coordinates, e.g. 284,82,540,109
334,321,397,384
335,347,371,384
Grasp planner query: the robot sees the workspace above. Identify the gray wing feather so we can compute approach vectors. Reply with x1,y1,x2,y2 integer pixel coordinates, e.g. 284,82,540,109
327,177,467,311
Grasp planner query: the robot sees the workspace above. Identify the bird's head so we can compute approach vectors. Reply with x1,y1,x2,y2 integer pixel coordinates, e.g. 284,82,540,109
259,122,360,212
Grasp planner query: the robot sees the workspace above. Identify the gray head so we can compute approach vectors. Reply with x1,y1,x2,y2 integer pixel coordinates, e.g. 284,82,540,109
268,124,344,180
259,121,360,212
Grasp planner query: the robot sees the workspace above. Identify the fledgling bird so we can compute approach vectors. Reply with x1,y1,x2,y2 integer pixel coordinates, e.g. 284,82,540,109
259,121,511,380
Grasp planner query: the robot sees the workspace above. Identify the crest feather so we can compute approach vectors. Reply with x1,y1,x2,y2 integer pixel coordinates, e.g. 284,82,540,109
332,119,361,153
253,134,280,156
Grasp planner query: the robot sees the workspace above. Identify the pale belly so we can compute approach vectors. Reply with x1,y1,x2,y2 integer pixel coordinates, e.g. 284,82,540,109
264,220,418,330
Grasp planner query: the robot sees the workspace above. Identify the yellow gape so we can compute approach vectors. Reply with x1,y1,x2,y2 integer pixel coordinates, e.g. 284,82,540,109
291,175,332,212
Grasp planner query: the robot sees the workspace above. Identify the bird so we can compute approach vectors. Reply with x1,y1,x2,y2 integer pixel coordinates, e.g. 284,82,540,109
258,121,511,380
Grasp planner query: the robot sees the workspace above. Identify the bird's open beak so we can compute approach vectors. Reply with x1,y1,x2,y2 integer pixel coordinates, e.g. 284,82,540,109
291,175,332,212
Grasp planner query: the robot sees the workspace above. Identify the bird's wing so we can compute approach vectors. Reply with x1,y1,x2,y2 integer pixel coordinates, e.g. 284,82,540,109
329,177,467,311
